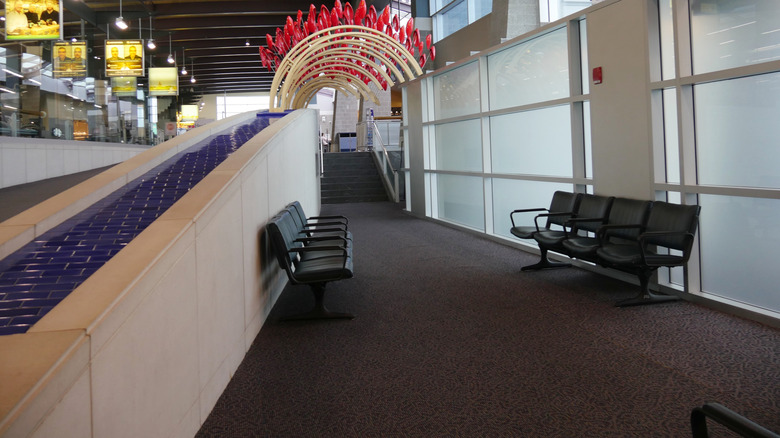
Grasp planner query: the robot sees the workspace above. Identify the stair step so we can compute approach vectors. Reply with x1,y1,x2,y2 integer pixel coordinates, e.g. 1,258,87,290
322,194,389,203
321,152,388,204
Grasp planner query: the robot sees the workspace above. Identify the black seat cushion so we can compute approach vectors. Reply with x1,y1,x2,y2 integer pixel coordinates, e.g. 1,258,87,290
510,225,538,240
533,229,567,246
561,236,601,258
293,255,354,282
596,243,643,265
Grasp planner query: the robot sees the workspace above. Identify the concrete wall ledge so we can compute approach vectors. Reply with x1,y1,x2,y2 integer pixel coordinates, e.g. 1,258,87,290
0,109,320,437
0,137,150,190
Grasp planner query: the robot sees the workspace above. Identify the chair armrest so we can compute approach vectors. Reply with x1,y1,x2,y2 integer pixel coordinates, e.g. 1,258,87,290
596,223,643,240
691,403,780,438
302,221,347,229
510,208,547,228
295,235,348,245
301,225,349,235
290,245,347,254
308,215,348,224
563,216,607,237
532,210,575,231
637,230,695,266
289,246,349,268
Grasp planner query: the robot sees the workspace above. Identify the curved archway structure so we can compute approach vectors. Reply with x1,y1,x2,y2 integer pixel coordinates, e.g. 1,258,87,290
261,1,435,112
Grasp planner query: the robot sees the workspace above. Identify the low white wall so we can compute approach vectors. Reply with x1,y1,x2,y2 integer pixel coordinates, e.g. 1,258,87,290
0,138,149,190
0,109,320,437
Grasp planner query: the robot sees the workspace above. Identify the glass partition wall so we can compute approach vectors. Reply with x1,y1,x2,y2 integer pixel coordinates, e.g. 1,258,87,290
414,22,590,235
653,0,780,315
404,0,780,320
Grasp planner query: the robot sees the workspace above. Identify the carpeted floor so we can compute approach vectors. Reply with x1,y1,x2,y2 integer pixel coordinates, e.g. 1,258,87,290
197,201,780,437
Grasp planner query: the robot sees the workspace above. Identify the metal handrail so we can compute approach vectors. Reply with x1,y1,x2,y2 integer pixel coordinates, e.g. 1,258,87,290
358,120,401,202
371,122,400,202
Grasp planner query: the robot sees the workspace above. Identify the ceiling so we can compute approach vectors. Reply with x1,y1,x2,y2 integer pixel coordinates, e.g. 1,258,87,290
54,0,409,102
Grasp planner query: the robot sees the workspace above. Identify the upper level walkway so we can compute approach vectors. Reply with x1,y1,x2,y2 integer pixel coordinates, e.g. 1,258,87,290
0,109,317,437
0,117,273,335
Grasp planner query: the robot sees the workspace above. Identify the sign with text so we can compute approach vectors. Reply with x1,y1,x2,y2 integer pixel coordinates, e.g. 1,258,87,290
105,40,144,77
53,41,87,79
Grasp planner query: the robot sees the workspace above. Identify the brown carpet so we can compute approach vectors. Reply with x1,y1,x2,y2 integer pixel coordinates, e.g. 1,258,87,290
197,201,780,437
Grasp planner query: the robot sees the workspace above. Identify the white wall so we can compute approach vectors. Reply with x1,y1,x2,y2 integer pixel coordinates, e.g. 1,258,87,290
588,0,654,199
0,109,320,437
0,138,148,189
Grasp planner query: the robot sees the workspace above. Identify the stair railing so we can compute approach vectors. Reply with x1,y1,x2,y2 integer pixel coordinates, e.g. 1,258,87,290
358,120,402,202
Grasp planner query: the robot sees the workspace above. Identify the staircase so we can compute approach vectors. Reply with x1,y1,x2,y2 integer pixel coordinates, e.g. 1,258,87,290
321,152,389,204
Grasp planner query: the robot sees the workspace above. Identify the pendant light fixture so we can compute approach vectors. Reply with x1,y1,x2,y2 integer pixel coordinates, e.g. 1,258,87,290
147,16,156,49
181,51,188,75
115,0,128,29
190,60,196,83
167,34,174,64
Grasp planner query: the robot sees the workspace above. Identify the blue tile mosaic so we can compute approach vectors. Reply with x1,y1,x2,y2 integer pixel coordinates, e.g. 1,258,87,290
0,113,289,336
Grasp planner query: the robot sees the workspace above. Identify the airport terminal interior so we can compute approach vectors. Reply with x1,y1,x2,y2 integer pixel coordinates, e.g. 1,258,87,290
1,0,779,436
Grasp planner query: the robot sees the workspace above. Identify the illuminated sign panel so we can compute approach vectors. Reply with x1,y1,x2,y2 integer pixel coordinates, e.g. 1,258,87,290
53,41,87,79
105,40,144,77
149,67,178,96
5,0,62,40
111,77,137,96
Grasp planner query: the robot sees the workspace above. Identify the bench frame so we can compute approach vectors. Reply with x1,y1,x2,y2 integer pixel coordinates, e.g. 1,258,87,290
266,206,355,320
510,193,701,307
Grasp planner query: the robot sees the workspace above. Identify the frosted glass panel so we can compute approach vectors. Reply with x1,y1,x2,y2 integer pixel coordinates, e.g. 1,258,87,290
695,73,780,189
699,195,780,313
690,0,780,74
663,88,680,183
375,120,401,148
436,174,485,230
435,119,482,172
492,179,573,240
433,62,480,119
659,0,675,80
487,28,570,110
490,105,572,177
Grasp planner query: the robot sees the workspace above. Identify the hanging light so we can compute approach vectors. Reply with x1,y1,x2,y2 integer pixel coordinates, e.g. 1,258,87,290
190,60,196,83
167,34,174,63
115,0,128,29
245,39,250,46
147,16,156,49
181,51,187,75
115,17,128,30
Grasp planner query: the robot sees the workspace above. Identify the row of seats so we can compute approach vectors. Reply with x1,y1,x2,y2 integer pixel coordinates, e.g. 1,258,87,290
266,201,355,320
510,191,701,306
